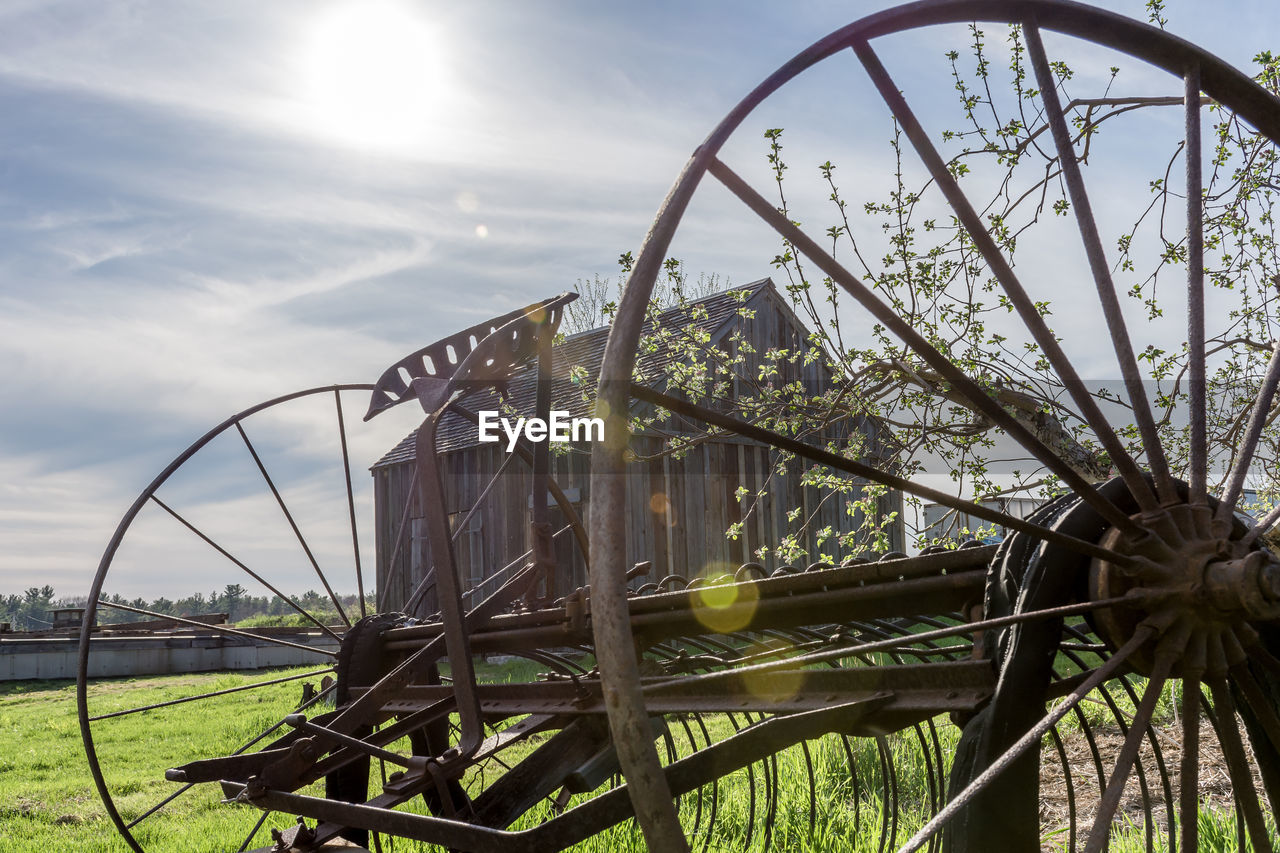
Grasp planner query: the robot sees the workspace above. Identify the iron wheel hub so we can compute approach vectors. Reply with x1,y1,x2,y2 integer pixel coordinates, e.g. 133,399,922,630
1090,502,1280,678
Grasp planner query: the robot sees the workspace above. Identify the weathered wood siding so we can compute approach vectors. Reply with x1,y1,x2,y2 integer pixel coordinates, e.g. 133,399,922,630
374,436,900,617
374,284,904,616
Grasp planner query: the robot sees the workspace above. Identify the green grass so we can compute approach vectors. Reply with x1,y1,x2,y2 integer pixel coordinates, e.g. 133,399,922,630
2,667,950,852
1103,808,1279,853
0,667,1270,852
1,670,319,852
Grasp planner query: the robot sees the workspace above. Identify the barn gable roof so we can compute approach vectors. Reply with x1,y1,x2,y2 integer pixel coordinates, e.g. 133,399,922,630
372,278,789,469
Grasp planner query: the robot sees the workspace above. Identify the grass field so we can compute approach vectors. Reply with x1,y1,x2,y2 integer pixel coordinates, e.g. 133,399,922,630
2,666,951,852
0,667,1270,852
2,670,320,852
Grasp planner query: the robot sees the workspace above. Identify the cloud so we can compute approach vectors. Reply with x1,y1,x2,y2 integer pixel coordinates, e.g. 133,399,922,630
1,0,1275,596
0,453,132,594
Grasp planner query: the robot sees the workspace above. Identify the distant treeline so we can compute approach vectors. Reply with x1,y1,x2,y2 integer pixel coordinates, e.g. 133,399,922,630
1,584,375,631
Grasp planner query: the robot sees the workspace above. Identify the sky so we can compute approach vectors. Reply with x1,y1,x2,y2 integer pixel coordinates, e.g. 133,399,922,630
1,0,1277,602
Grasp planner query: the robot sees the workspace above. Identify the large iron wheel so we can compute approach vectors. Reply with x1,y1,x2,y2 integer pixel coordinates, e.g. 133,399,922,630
75,381,592,852
591,1,1280,850
77,385,378,852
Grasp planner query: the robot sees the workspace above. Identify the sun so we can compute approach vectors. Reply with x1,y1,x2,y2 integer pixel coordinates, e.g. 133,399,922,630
300,1,446,151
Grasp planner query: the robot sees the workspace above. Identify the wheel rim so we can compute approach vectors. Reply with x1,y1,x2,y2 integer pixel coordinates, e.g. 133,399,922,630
590,2,1280,849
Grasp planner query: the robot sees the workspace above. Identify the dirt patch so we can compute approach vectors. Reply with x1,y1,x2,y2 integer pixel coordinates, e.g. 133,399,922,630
1039,712,1263,846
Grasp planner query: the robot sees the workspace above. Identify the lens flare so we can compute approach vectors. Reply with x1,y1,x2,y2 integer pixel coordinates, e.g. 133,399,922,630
300,1,446,151
741,639,805,703
689,568,759,634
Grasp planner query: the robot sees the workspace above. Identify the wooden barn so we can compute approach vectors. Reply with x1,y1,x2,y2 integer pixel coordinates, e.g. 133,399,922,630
372,279,904,615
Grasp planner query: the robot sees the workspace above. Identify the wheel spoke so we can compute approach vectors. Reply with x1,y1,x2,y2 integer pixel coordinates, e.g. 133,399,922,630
236,421,352,627
405,521,574,615
1208,676,1274,852
1024,23,1179,506
88,667,335,721
1232,663,1280,754
447,404,592,562
1093,678,1165,853
1184,66,1209,507
1249,646,1280,680
1082,654,1172,853
632,383,1138,567
121,681,337,832
1242,502,1280,547
707,152,1144,539
892,626,1153,853
450,450,518,547
237,809,272,853
149,495,341,641
94,599,338,658
334,389,368,620
249,679,336,744
846,37,1160,515
1107,653,1173,853
398,448,521,616
78,384,382,851
125,782,194,830
1214,341,1280,524
1176,674,1203,852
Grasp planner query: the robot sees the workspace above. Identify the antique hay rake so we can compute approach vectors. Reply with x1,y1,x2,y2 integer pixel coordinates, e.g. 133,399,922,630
79,1,1280,851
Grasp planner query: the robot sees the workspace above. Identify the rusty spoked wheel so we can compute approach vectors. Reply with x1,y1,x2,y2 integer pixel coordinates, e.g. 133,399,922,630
77,374,604,853
77,385,378,853
591,1,1280,850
